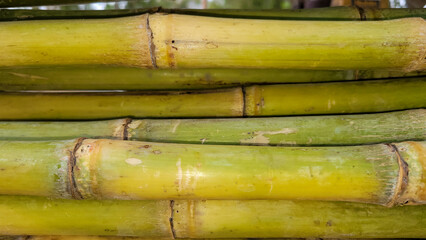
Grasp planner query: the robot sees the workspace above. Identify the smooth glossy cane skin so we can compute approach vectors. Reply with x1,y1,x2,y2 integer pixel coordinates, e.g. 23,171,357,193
1,14,425,71
0,137,425,206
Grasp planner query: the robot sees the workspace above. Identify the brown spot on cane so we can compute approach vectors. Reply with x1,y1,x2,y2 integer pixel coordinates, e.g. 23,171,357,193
205,42,218,49
153,150,162,154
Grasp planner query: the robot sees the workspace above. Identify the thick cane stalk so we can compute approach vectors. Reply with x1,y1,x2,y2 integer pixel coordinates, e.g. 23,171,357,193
0,109,423,146
1,196,426,238
1,7,425,21
0,79,423,120
0,138,424,206
0,66,424,91
172,199,426,238
0,196,172,237
1,14,424,71
0,88,243,120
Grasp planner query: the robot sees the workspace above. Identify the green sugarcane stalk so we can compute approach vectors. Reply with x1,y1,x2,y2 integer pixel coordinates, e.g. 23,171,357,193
1,14,424,71
1,196,426,238
0,0,118,7
244,78,426,116
0,66,424,91
0,88,244,120
0,7,425,21
0,109,423,146
129,109,426,146
0,236,412,240
0,138,424,206
0,78,422,120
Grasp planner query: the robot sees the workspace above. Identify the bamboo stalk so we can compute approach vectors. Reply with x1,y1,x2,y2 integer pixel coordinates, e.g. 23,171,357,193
1,14,424,71
0,79,423,120
0,138,424,206
1,196,426,238
1,7,425,21
0,109,423,146
0,66,424,91
0,88,243,120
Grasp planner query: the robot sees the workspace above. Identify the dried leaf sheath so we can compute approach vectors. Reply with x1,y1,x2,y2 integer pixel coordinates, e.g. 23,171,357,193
1,14,425,70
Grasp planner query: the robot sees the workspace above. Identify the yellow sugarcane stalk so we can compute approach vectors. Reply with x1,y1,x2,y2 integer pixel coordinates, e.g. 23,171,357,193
0,236,408,240
1,14,425,71
0,88,243,120
0,78,423,120
0,138,424,206
1,196,426,238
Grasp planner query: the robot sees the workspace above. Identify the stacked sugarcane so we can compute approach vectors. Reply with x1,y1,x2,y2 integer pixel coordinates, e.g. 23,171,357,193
0,1,425,239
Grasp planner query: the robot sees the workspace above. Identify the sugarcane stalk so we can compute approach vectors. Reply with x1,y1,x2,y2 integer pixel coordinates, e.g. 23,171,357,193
0,237,246,240
129,109,426,146
0,78,422,120
0,138,424,206
363,8,426,20
173,199,426,238
1,14,424,71
0,236,411,240
1,196,426,238
0,0,118,7
1,7,425,21
0,196,172,237
0,88,243,120
244,78,426,116
0,109,423,146
0,66,424,91
165,7,426,20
